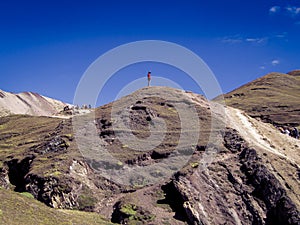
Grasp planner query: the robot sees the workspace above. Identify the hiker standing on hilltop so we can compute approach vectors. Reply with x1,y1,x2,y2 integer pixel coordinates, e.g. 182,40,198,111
147,71,151,87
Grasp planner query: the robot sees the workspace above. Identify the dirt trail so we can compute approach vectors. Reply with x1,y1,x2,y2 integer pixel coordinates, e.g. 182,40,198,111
226,107,299,164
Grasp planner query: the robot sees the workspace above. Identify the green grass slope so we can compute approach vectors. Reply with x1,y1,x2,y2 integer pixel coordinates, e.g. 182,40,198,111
0,188,113,225
220,70,300,127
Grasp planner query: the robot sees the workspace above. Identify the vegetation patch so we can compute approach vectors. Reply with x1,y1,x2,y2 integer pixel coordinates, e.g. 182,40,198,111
19,192,34,199
112,201,155,224
190,162,199,168
76,185,97,211
120,203,137,216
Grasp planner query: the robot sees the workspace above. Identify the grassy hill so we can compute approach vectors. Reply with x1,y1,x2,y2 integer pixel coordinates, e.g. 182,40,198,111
219,70,300,127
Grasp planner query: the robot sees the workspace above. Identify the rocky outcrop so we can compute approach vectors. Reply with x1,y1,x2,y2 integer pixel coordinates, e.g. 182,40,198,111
223,128,247,152
167,128,300,225
1,154,79,209
31,135,69,155
0,90,5,98
0,155,102,210
0,167,10,189
25,174,79,209
6,155,35,192
240,148,300,225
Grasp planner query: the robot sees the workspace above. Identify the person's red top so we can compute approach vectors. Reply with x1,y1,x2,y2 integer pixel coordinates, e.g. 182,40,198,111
147,72,151,79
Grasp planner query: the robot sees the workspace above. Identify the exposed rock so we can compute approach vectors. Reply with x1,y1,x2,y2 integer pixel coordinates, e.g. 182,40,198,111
0,91,5,98
223,128,247,153
168,129,300,225
6,155,35,192
240,148,300,225
25,174,79,209
31,135,69,155
0,167,10,189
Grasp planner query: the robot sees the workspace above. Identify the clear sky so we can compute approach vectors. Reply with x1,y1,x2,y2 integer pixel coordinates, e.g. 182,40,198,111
0,0,299,105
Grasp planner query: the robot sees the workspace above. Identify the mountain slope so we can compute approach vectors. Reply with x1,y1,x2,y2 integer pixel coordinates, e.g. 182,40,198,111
219,70,300,127
0,89,68,117
0,87,299,225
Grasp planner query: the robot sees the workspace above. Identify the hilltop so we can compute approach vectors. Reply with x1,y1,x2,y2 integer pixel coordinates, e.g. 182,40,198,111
0,89,68,117
219,70,300,127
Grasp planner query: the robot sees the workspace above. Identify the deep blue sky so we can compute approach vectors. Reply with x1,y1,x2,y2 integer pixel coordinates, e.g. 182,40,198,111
0,0,299,105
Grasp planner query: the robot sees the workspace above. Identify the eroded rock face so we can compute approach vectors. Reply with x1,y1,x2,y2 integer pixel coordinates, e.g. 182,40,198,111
1,155,81,209
0,167,10,189
6,155,35,192
240,148,299,225
223,128,247,153
0,156,106,211
169,128,300,225
31,135,69,155
25,174,79,209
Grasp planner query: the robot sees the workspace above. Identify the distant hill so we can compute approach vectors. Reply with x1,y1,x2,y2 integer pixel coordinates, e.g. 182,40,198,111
0,89,68,117
218,70,300,127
